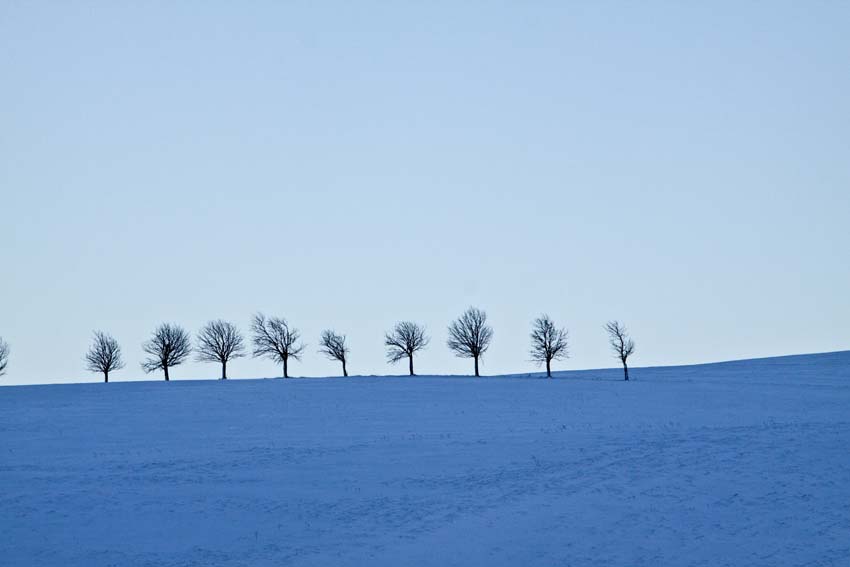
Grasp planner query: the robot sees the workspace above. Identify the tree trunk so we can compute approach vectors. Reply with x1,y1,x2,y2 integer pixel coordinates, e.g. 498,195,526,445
222,360,227,380
283,357,288,379
104,370,109,383
342,359,348,377
623,361,629,381
474,356,479,377
408,355,414,376
164,365,170,381
546,359,551,378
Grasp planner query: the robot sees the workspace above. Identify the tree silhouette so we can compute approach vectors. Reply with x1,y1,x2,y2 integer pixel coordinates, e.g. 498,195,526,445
529,315,569,378
0,337,9,377
385,321,429,376
196,320,245,379
447,307,493,377
251,313,304,378
85,331,125,383
319,330,349,377
141,323,192,381
605,320,635,381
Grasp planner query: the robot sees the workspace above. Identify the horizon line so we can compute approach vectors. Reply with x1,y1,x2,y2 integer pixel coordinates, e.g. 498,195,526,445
3,348,846,388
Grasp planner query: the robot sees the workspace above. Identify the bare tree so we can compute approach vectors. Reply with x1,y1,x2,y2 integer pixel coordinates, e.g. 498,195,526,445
447,307,493,377
529,315,569,378
385,321,429,376
196,320,245,379
251,313,304,378
0,337,9,377
605,320,635,381
85,331,125,383
141,323,192,381
319,330,349,377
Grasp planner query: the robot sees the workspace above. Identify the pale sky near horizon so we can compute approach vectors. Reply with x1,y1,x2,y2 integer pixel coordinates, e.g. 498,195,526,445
2,1,849,385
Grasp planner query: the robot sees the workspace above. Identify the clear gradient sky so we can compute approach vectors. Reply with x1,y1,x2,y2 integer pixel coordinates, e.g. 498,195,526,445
2,1,849,385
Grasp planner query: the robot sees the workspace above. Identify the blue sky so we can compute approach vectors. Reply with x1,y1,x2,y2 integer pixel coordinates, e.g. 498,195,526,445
1,1,848,384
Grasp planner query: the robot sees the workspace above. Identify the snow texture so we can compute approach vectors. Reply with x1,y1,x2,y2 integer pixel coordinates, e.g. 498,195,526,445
1,351,849,566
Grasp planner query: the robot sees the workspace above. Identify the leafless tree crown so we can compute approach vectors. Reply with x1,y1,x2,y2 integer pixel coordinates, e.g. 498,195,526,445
251,313,304,377
529,315,569,376
385,321,430,364
605,320,635,362
319,329,349,376
319,330,348,362
447,307,493,359
196,320,245,364
0,337,9,377
141,323,192,378
85,331,125,379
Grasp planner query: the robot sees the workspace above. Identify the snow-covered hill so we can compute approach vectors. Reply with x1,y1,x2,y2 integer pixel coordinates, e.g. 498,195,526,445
2,351,849,566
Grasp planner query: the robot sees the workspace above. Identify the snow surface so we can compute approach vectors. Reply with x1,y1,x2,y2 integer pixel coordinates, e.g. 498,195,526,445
1,351,849,566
